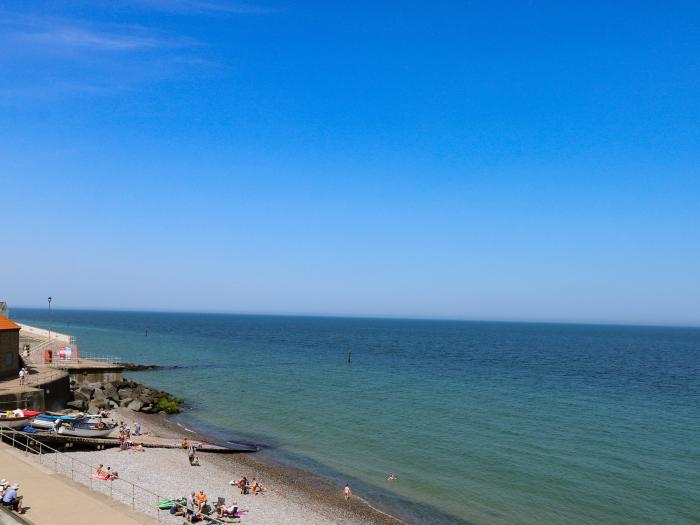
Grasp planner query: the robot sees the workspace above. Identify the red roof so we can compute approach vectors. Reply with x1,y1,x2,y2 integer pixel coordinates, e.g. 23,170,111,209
0,318,21,331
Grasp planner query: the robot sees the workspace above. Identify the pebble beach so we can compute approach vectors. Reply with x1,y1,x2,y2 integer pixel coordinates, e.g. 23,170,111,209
53,408,402,525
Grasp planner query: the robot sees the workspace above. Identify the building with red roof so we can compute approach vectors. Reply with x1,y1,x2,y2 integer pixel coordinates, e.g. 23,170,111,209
0,316,21,379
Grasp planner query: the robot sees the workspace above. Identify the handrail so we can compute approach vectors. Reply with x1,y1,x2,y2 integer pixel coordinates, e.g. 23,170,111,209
0,427,227,524
74,354,122,364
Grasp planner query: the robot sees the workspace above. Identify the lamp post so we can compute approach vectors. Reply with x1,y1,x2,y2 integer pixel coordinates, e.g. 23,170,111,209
48,296,52,341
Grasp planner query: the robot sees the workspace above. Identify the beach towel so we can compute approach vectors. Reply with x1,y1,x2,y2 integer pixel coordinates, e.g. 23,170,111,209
158,498,186,509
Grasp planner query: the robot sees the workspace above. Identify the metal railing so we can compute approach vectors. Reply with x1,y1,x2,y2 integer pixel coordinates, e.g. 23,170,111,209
0,427,228,524
74,353,122,365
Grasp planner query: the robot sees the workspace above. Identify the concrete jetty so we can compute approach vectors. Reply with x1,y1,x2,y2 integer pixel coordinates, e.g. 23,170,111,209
0,322,127,411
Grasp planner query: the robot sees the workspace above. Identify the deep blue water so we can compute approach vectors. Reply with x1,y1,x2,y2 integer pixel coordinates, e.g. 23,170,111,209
12,309,700,524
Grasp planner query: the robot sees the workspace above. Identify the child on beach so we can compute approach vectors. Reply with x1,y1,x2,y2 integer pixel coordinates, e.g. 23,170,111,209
343,484,351,500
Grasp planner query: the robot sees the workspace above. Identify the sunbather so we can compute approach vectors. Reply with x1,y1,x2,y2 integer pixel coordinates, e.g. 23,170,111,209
217,501,239,518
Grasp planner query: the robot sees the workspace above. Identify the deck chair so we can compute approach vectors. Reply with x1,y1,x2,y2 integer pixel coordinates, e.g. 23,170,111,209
215,497,225,508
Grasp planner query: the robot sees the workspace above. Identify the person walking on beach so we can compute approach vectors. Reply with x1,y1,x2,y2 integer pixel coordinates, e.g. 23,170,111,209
343,484,351,501
18,368,25,386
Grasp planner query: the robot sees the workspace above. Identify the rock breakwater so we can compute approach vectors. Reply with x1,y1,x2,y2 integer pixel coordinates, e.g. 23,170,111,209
68,379,184,415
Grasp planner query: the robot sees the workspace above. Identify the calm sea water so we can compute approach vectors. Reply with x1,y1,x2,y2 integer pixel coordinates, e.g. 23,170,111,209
12,309,700,524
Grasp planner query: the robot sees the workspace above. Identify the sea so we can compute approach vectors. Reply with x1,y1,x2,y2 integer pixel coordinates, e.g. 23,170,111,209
11,309,700,525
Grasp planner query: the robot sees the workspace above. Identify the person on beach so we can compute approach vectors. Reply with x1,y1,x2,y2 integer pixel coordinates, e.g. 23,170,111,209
217,501,239,518
196,490,207,512
238,476,249,495
170,498,186,516
182,437,189,449
343,484,351,500
95,464,104,477
2,484,23,513
133,421,141,436
18,368,25,386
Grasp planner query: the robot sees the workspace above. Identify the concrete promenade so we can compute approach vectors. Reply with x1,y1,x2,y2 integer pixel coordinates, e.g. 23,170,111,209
0,443,159,525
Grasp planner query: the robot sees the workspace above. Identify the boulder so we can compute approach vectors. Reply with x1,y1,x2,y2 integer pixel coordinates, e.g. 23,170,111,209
92,398,108,409
73,390,90,402
66,400,86,410
107,400,118,409
87,382,103,391
140,405,153,413
119,398,133,408
92,388,106,401
78,385,94,397
138,395,154,405
87,402,100,415
118,388,133,400
103,383,119,402
127,400,144,412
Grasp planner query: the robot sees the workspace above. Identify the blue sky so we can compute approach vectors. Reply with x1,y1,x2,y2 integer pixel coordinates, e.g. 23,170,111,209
1,1,699,325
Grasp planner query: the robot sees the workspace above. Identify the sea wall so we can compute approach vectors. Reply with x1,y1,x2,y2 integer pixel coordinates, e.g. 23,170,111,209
42,373,72,412
0,390,44,412
68,367,124,385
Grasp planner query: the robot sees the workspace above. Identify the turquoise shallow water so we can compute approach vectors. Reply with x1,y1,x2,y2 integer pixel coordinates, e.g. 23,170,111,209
13,309,700,524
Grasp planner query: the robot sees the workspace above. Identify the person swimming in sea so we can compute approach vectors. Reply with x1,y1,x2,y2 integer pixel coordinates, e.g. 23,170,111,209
387,473,397,481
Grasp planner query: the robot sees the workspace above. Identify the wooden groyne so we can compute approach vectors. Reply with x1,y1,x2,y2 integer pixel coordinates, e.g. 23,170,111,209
4,432,257,453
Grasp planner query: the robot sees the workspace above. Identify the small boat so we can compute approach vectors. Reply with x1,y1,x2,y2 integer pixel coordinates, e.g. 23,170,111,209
0,409,43,429
57,421,117,438
30,413,104,430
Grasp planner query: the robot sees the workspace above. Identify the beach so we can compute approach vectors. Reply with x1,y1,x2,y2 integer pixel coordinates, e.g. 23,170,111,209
52,408,402,525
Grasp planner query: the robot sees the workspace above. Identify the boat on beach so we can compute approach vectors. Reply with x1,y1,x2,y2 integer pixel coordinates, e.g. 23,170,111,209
0,409,43,429
56,420,117,437
30,413,105,430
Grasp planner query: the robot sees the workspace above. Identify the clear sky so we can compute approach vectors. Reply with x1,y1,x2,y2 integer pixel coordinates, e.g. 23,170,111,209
1,1,699,326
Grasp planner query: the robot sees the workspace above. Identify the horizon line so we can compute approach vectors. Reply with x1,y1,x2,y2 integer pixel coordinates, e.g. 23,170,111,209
8,304,700,330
